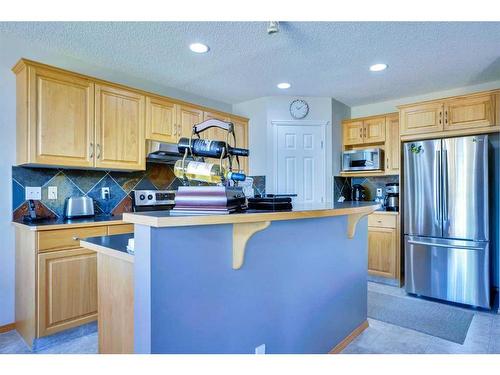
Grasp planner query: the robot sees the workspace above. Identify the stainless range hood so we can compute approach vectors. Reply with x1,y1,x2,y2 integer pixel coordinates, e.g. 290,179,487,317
146,140,192,164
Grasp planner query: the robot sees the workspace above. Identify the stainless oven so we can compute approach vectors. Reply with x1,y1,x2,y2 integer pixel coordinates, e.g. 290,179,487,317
342,148,383,172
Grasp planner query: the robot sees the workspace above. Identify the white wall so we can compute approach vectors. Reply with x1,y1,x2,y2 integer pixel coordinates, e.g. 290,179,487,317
0,33,231,327
230,97,268,176
233,96,349,201
331,99,351,175
351,80,500,118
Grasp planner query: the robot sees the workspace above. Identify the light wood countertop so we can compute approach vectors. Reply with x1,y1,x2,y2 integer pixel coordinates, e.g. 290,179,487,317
122,202,381,228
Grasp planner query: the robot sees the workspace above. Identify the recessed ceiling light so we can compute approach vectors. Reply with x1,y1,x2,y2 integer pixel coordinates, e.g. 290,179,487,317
277,82,291,89
189,43,209,54
369,63,388,72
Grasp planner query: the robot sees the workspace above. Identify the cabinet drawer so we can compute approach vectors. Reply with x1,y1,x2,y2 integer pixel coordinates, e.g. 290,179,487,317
108,224,134,235
37,226,107,252
368,214,397,228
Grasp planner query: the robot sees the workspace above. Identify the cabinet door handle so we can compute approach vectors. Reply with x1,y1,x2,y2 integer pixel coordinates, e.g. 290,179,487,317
439,111,442,124
445,110,448,124
97,144,102,159
72,236,80,241
89,143,94,158
386,157,389,169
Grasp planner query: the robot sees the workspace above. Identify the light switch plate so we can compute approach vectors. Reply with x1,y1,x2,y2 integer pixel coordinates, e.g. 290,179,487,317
48,186,58,200
25,186,41,200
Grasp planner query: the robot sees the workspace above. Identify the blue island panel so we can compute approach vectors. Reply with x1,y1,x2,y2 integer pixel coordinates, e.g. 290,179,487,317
135,215,368,354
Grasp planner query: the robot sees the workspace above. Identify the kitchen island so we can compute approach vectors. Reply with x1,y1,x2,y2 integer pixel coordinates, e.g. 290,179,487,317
83,202,379,354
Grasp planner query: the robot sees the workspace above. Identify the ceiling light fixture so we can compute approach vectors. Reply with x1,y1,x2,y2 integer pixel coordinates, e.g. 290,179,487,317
277,82,291,89
189,43,209,54
369,63,388,72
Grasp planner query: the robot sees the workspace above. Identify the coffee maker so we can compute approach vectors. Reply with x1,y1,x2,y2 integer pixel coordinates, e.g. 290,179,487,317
384,183,399,211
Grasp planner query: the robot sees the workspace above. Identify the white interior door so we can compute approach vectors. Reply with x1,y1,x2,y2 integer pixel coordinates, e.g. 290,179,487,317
275,124,326,204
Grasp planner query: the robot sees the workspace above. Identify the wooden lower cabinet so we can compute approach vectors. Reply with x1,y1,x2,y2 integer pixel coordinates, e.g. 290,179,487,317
37,248,97,337
97,253,134,354
367,213,400,282
15,222,134,348
368,227,397,278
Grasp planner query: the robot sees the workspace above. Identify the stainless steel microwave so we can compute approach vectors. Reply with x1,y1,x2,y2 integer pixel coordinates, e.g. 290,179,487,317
342,148,383,172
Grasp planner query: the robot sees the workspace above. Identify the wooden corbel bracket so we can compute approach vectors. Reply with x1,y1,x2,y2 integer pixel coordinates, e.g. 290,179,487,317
232,221,271,270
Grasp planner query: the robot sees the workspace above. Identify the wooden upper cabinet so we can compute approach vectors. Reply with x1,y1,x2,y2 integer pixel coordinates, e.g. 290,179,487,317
343,120,364,145
177,105,203,139
25,66,95,167
444,93,495,130
231,117,249,174
14,59,249,171
399,102,444,136
385,114,400,174
145,96,177,143
204,111,230,141
363,116,386,143
95,84,146,170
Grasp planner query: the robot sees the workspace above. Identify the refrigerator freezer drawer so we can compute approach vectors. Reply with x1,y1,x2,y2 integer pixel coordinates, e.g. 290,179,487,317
405,235,490,308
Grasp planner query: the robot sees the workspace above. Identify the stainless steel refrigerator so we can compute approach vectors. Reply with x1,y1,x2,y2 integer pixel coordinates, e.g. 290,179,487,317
404,134,490,308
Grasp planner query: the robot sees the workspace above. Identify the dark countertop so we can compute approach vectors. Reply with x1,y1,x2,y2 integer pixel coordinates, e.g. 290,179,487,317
12,214,125,230
80,233,134,262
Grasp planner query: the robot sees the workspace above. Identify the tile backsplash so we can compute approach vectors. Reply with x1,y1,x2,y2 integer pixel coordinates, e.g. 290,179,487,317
12,163,266,220
12,163,181,220
334,175,399,202
351,175,399,201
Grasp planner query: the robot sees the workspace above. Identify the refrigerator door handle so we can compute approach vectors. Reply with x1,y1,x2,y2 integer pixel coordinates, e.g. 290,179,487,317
442,149,448,228
407,240,484,250
435,150,442,223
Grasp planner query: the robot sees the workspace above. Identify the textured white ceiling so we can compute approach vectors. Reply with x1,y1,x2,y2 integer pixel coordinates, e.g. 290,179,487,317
1,22,499,106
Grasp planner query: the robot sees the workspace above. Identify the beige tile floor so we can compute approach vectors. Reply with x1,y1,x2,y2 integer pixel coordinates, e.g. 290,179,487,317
1,281,498,354
342,282,500,354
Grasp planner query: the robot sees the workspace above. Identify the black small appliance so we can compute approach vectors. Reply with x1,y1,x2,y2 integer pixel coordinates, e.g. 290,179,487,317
351,184,366,201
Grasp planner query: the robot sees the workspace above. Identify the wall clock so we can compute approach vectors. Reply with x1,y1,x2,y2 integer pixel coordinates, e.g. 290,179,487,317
289,99,309,119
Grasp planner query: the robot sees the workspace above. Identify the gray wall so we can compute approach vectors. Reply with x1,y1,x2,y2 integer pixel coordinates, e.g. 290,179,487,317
0,33,231,326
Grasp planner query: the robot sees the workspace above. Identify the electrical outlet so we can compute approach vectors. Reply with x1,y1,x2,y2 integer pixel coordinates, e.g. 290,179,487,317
48,186,58,200
101,187,110,200
25,186,41,200
376,188,383,197
255,344,266,354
